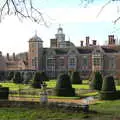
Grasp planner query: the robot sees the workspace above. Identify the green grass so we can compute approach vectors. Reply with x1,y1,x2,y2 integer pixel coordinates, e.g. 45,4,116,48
90,100,120,120
0,107,89,120
1,100,120,120
0,83,30,90
46,80,56,88
1,80,120,119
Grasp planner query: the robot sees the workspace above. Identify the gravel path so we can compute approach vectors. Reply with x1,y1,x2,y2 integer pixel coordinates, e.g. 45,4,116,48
9,97,96,104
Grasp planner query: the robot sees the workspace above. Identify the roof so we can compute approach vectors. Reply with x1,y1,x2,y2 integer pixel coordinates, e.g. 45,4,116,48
29,34,43,42
55,48,68,55
77,48,93,54
102,47,119,53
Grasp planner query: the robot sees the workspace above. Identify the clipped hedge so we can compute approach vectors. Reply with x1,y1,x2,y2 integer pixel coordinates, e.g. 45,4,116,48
71,71,82,84
32,72,43,88
99,91,117,100
55,74,75,96
90,72,103,91
0,87,9,100
55,88,75,97
102,76,116,91
100,76,117,100
13,72,22,84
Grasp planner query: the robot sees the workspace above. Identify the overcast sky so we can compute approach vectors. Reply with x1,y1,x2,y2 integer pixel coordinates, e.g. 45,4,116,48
0,0,120,55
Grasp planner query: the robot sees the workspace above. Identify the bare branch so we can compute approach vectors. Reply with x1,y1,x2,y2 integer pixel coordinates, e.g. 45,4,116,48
114,16,120,24
0,0,50,26
96,0,111,18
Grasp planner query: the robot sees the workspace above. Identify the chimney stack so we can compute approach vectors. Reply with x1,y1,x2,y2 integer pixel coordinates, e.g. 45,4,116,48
80,41,83,47
13,53,16,61
108,35,115,45
93,40,97,45
86,36,89,46
0,51,2,56
7,53,9,60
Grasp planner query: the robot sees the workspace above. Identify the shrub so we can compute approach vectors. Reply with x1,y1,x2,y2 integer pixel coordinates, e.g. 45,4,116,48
100,76,116,100
32,72,43,88
71,71,82,84
7,71,14,80
90,72,103,90
41,72,49,81
0,71,5,81
0,87,9,99
13,72,22,84
68,70,72,78
55,74,75,96
102,76,116,91
23,72,33,84
21,72,24,83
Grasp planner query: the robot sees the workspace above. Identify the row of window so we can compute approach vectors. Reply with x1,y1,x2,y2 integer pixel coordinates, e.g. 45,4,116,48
32,56,116,69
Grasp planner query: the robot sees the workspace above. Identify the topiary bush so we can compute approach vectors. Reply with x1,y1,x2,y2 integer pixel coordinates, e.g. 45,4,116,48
102,76,116,91
32,72,43,88
90,72,103,91
23,72,33,84
55,74,75,96
7,71,14,81
0,87,9,100
41,72,49,81
100,76,117,100
71,71,82,84
13,72,22,84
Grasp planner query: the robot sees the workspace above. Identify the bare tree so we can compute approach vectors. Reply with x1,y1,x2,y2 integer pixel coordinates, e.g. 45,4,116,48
80,0,120,24
1,0,120,25
0,0,49,26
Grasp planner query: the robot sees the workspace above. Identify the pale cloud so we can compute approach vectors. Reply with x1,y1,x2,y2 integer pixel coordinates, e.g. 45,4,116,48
42,4,119,23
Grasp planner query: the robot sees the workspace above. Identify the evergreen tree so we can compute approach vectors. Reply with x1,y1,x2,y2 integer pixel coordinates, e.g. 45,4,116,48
32,72,43,88
55,73,75,96
23,72,33,84
13,72,22,84
90,72,103,90
102,76,116,92
100,75,117,100
7,71,14,81
41,72,49,81
71,71,82,84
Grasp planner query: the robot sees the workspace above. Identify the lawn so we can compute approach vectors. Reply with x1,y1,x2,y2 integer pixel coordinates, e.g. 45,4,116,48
0,107,89,120
1,80,120,99
0,100,120,120
0,83,30,90
0,80,120,119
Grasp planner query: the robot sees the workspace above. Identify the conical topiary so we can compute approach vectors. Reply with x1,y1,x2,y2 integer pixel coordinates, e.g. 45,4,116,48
55,73,75,96
13,72,22,84
7,71,14,81
90,72,103,90
41,72,49,81
100,76,117,100
101,76,116,91
71,71,82,84
32,72,43,88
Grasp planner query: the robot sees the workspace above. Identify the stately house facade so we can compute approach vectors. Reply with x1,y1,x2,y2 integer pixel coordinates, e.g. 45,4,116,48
0,26,120,79
28,26,120,79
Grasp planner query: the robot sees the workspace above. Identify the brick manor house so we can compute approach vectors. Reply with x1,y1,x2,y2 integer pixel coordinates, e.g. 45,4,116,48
1,26,120,79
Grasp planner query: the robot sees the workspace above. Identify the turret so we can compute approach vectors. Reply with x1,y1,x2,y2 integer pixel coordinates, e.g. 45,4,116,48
28,33,43,70
55,25,65,48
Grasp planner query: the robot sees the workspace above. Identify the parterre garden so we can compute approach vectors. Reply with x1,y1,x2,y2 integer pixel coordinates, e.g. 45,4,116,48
0,71,120,119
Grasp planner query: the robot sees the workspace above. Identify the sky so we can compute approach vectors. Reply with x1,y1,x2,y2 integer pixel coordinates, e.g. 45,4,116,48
1,0,120,55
